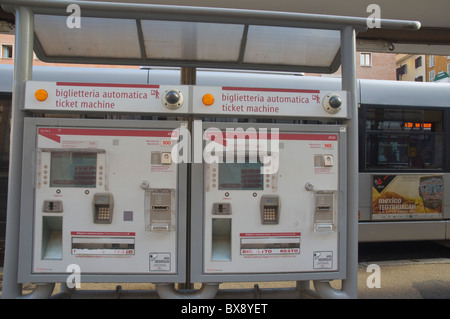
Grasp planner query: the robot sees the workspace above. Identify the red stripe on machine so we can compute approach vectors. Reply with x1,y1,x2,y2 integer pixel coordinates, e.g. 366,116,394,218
38,127,176,143
205,132,337,144
56,82,160,89
71,231,136,236
240,232,301,237
222,87,320,94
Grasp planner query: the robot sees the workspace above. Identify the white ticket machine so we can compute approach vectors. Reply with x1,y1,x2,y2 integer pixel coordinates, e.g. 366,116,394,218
18,118,186,283
191,122,347,282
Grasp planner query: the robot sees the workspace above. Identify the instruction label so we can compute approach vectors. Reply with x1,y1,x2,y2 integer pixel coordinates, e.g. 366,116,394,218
313,251,334,269
149,253,171,271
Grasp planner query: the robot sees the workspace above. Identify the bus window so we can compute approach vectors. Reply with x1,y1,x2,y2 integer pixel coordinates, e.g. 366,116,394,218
362,107,443,171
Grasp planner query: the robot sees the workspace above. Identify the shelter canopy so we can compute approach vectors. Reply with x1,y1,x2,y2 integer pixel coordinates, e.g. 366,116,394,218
34,14,341,73
3,1,420,73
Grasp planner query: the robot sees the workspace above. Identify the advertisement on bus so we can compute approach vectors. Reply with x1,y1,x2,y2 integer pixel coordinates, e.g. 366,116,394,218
372,174,443,220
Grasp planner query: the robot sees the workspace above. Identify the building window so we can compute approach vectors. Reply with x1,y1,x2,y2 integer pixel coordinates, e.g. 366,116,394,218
415,56,422,68
429,55,435,67
429,70,435,81
396,64,407,80
415,75,423,82
360,52,372,67
447,63,450,74
1,44,13,59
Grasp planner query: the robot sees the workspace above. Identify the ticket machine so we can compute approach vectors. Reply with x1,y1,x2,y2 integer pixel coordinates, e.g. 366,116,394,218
191,119,347,282
18,118,187,283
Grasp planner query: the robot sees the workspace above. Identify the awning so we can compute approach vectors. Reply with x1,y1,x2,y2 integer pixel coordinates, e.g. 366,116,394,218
34,14,342,72
2,1,420,73
433,71,450,82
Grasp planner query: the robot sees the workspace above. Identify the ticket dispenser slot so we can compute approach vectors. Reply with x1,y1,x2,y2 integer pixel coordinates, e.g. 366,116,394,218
212,203,232,215
314,191,336,232
146,188,175,232
42,200,63,213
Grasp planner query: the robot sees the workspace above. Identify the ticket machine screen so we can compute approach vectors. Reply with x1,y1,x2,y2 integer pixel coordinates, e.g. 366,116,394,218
50,151,98,188
218,160,263,190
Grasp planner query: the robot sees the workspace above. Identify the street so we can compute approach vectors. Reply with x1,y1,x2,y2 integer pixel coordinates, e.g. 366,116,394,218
358,240,450,262
357,241,450,299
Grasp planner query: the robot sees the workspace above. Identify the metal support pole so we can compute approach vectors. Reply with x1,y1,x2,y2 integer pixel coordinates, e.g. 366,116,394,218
313,25,358,299
180,67,196,290
2,6,34,299
180,67,197,86
340,25,359,298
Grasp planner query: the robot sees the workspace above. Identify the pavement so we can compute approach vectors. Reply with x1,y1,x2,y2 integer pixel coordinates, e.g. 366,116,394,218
357,258,450,299
1,258,450,299
1,238,450,299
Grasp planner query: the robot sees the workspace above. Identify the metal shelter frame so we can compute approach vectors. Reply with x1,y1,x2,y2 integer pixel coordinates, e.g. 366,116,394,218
1,0,420,299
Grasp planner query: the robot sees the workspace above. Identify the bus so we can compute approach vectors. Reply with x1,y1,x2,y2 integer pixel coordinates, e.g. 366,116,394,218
1,64,449,242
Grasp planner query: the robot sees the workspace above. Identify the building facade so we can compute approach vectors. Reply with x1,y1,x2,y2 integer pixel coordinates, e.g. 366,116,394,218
305,51,397,80
356,51,397,80
426,55,450,82
396,54,450,82
396,54,425,81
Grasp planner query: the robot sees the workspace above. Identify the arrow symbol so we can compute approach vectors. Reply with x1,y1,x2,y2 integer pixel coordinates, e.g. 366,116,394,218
38,127,175,144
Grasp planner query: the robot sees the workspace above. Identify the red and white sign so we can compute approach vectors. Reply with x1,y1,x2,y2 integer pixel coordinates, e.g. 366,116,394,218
240,232,301,256
71,231,136,256
24,81,189,114
25,81,347,118
193,86,347,118
240,248,300,255
38,127,176,144
205,131,337,146
70,231,136,236
71,249,135,255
